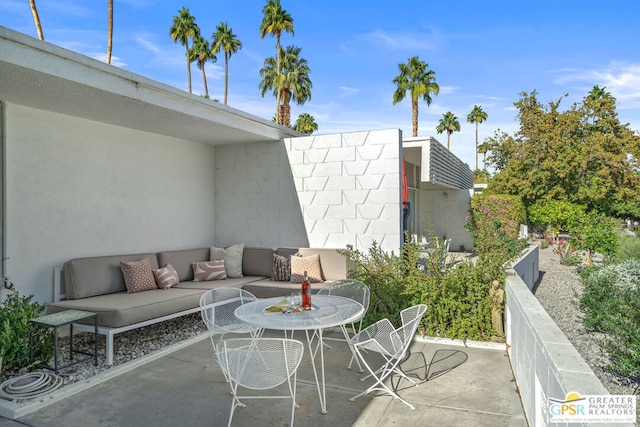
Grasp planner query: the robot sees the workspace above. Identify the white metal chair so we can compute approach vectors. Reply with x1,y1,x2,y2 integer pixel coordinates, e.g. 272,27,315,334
317,279,370,371
349,304,428,409
199,287,259,379
216,338,304,427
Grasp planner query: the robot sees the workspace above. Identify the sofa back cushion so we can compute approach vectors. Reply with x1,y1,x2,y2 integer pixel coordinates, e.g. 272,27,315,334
157,248,210,282
296,248,347,281
64,253,159,300
242,246,275,277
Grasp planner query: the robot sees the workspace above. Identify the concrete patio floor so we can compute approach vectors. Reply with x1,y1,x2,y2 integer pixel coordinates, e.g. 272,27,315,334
0,330,526,427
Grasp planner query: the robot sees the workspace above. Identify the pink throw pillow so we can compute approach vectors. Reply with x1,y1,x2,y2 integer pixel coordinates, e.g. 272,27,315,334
152,263,180,289
192,260,227,281
121,258,158,293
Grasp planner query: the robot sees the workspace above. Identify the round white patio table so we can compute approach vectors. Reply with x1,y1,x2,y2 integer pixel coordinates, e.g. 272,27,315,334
234,294,364,414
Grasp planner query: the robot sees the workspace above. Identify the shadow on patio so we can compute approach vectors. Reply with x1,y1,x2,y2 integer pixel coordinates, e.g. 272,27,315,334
2,330,526,427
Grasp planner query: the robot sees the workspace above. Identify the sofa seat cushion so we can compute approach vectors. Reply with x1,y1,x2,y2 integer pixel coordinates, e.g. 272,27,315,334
243,279,329,299
174,276,267,291
46,288,203,328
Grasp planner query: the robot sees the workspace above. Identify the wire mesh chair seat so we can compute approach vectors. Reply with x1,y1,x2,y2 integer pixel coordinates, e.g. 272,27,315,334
216,338,304,427
199,288,260,380
317,279,370,371
349,304,428,409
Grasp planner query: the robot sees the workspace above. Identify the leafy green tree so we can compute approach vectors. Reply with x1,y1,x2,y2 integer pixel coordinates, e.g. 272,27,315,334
293,113,318,134
211,22,242,106
260,0,294,125
436,111,461,150
527,199,586,238
467,105,488,174
392,56,439,137
486,90,640,217
169,7,201,94
568,211,618,266
189,37,215,98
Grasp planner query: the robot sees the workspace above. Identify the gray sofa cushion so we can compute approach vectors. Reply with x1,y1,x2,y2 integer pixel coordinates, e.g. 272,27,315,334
242,247,275,277
64,253,159,299
157,248,210,282
47,288,203,328
174,276,264,291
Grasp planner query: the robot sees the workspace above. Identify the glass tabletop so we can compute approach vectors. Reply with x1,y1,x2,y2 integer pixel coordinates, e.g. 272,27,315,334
235,295,364,331
30,309,96,327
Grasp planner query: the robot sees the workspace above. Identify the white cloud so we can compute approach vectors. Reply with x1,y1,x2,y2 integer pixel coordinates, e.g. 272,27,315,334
338,86,360,97
359,28,439,52
90,53,126,68
135,36,161,54
554,62,640,107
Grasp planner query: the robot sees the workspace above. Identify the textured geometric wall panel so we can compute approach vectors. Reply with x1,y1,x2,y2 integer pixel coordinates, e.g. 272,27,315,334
285,129,403,252
214,129,403,252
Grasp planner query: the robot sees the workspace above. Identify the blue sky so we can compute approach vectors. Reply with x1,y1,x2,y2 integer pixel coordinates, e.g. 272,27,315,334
2,0,640,170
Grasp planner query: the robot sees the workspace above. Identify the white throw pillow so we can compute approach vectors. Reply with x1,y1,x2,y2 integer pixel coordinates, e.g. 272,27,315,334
210,243,244,278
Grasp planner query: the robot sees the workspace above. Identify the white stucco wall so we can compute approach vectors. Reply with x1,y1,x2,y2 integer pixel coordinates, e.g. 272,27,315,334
214,140,307,247
3,104,217,303
419,188,473,251
214,129,404,253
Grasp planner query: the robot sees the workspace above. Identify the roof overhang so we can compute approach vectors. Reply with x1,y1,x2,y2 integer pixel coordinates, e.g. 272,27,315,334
0,26,300,145
403,137,474,190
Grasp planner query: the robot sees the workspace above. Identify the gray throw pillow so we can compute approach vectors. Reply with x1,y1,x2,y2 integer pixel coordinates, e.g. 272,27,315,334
210,243,244,278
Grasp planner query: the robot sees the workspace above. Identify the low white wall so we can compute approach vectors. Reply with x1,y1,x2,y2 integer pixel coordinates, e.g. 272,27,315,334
506,245,632,427
3,104,217,303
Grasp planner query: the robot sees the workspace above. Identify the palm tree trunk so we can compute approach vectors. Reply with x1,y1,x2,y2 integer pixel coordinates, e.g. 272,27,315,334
106,0,113,64
275,34,281,124
202,62,209,98
447,132,451,150
29,0,44,40
475,121,479,173
411,100,418,137
281,87,291,127
224,52,229,105
185,42,192,93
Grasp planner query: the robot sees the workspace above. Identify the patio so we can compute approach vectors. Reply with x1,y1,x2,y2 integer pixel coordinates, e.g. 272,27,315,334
0,329,526,427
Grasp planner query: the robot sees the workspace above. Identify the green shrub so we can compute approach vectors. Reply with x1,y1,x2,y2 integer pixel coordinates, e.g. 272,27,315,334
527,199,586,237
606,233,640,264
342,220,512,340
0,290,53,375
580,261,640,377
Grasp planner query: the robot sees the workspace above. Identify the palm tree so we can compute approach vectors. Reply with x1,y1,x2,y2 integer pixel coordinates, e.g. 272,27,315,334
106,0,113,64
211,22,242,106
436,111,461,150
260,0,294,125
392,56,439,137
293,113,318,134
169,7,201,94
466,105,488,174
189,37,215,98
477,140,491,181
587,84,611,101
259,45,312,128
29,0,44,40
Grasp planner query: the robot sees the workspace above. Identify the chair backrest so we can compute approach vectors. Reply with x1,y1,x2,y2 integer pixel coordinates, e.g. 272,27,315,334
395,304,428,351
218,338,304,390
199,287,256,332
317,279,370,311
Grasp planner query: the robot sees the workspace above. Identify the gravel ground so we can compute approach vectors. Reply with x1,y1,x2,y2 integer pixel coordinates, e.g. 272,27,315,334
533,247,640,398
0,313,207,395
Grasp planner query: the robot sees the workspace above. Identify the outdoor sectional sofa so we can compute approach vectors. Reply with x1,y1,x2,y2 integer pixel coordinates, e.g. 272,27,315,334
45,245,348,365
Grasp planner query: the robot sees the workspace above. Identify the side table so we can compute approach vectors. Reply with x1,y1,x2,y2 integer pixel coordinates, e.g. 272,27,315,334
30,309,98,374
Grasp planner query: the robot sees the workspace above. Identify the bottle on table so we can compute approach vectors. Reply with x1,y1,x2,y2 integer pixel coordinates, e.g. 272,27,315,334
301,270,311,310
